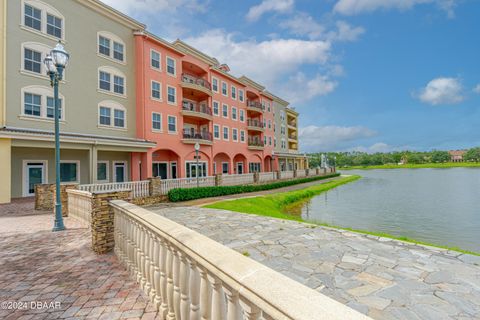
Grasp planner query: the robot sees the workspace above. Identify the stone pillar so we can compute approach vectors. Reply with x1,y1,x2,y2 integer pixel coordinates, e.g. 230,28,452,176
35,183,78,216
253,172,260,183
149,177,162,196
276,170,281,180
305,168,310,176
91,190,131,254
215,174,223,186
293,170,297,178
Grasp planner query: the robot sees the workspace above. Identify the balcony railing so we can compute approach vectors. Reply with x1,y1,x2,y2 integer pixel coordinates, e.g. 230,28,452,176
182,129,213,141
182,100,212,116
288,121,297,127
289,135,297,140
181,73,211,90
246,100,264,112
247,119,264,129
248,138,264,147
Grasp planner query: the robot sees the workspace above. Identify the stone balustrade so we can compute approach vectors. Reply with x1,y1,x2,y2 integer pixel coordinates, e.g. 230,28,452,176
111,200,371,320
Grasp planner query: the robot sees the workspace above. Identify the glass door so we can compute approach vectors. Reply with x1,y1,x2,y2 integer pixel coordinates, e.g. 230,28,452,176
114,162,126,182
152,162,168,179
24,162,45,196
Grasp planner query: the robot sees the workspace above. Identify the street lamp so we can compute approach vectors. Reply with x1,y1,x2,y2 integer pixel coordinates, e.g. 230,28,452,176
194,142,200,187
44,41,69,232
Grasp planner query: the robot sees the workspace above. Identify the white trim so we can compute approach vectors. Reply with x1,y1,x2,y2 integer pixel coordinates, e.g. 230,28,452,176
221,162,229,174
167,115,177,134
21,85,66,121
97,31,126,65
21,0,65,41
22,160,47,197
20,42,53,79
96,160,109,183
212,100,220,116
113,161,128,182
240,130,246,143
213,124,220,140
212,77,219,93
151,112,162,132
150,49,161,71
239,89,245,103
185,161,208,178
170,161,178,179
166,56,177,77
231,85,237,100
231,106,237,121
222,125,229,141
152,161,169,179
236,162,244,174
98,66,127,98
59,160,80,183
239,109,245,123
150,80,162,101
222,103,228,119
166,85,177,106
98,100,127,130
221,81,228,97
232,128,238,142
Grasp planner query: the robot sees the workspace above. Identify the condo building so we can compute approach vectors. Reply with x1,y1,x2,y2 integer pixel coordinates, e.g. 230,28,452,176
0,0,307,203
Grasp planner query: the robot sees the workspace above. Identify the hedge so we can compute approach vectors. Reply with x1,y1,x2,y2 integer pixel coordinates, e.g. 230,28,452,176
168,173,341,202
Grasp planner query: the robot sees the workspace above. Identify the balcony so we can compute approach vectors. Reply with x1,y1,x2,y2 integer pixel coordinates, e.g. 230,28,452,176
288,134,298,142
182,129,213,145
181,73,212,96
246,100,264,113
246,119,264,132
182,100,213,121
288,121,297,128
248,138,264,151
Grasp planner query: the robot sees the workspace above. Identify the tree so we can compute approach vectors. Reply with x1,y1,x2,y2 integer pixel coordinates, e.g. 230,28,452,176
431,151,450,163
464,148,480,162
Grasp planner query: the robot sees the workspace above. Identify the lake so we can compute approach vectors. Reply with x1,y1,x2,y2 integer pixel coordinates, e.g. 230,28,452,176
287,168,480,252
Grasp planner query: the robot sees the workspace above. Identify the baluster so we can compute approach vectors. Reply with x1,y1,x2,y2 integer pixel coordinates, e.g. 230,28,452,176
173,249,181,319
144,230,152,296
239,298,261,320
152,236,161,308
179,252,191,320
208,275,225,320
136,223,143,284
189,260,200,320
166,244,176,320
159,239,169,318
140,226,147,290
223,286,239,320
199,268,211,320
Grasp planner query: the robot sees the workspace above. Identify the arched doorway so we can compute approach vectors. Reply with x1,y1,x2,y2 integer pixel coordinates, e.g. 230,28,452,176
213,152,231,175
264,155,273,172
152,149,180,179
233,154,247,174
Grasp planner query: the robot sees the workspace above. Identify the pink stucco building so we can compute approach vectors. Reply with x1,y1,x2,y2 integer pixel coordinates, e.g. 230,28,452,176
131,32,277,180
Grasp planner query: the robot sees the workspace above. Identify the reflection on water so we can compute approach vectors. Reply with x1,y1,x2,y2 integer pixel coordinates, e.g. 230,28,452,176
286,168,480,252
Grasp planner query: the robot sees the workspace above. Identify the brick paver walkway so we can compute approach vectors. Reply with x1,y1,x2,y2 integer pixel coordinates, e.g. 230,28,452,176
0,200,159,320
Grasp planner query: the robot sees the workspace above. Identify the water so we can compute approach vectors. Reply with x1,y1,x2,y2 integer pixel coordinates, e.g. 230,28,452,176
289,168,480,252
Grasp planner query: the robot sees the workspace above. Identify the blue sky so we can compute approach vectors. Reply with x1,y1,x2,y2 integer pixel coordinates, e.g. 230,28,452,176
102,0,480,153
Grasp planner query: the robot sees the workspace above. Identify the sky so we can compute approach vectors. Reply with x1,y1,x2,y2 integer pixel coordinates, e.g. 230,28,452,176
101,0,480,153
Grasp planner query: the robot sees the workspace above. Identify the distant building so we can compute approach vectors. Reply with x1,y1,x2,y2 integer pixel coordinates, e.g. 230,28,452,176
448,150,466,162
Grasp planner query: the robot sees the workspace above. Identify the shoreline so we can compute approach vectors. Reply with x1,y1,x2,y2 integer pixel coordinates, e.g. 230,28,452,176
340,162,480,170
205,175,480,257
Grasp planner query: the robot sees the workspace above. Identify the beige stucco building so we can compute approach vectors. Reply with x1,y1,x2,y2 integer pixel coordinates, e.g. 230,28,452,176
0,0,154,203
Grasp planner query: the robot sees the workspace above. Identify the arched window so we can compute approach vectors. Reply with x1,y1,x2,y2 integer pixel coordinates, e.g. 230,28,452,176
98,66,127,98
98,101,127,129
21,42,52,77
22,0,65,40
20,85,65,121
97,31,126,64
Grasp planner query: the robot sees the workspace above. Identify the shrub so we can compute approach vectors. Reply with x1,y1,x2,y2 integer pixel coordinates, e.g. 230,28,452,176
168,173,341,202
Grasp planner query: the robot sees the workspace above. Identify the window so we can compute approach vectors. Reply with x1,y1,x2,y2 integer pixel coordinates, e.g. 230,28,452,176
99,71,111,91
97,162,109,182
151,50,161,69
231,86,237,99
213,101,219,116
24,4,41,31
114,109,125,128
99,106,111,125
249,163,261,173
152,81,161,100
268,120,271,129
221,82,228,96
113,42,124,61
212,77,219,92
186,162,207,178
231,107,237,120
267,102,271,112
46,14,62,38
24,48,42,74
24,93,41,116
113,75,124,95
222,104,228,118
223,126,229,140
269,136,272,146
168,116,177,132
213,125,220,139
60,162,79,183
222,162,229,174
166,57,176,76
240,130,245,142
264,136,267,145
239,109,245,122
274,138,277,147
167,86,176,104
213,163,217,175
239,90,244,102
99,36,110,56
232,128,238,142
152,113,162,131
46,97,62,119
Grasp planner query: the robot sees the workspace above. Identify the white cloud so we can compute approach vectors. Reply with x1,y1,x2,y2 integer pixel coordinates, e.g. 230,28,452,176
246,0,294,22
185,29,333,97
333,0,457,18
280,13,325,40
328,21,365,42
417,77,464,105
101,0,208,14
299,125,377,151
349,142,397,153
280,72,338,104
473,84,480,94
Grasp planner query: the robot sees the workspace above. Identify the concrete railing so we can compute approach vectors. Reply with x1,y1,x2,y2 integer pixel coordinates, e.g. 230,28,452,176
258,171,276,183
159,176,216,195
79,180,150,199
296,169,307,178
222,173,255,186
112,201,370,320
282,170,294,179
67,189,93,226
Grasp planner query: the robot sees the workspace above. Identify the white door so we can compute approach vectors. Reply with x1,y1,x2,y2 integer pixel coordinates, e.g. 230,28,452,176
236,162,243,174
23,162,46,196
114,162,127,182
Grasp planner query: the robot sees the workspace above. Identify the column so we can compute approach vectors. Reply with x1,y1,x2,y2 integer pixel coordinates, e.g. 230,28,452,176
0,138,11,204
89,145,98,183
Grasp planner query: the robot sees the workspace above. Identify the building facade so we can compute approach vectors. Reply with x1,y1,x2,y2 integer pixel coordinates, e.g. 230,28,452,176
0,0,155,203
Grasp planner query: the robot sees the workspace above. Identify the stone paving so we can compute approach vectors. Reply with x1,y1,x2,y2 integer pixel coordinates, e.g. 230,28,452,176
150,206,480,320
0,200,161,320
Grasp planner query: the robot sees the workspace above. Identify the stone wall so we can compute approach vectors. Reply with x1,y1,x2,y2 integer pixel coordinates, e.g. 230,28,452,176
90,190,131,254
131,195,168,206
35,183,78,216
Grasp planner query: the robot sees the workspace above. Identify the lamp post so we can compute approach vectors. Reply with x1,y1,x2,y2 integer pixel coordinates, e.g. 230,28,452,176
271,151,275,172
194,142,200,188
44,42,69,232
